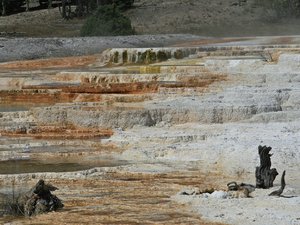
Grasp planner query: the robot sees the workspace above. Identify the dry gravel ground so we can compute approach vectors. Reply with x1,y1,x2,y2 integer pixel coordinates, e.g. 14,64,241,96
0,34,204,62
0,7,83,37
1,0,300,37
2,34,300,63
126,0,300,36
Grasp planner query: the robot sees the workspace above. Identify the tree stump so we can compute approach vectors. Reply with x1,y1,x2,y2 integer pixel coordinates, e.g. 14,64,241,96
17,179,64,216
255,145,278,188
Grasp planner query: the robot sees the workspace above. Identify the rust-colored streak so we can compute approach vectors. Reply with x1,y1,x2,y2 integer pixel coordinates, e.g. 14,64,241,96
0,125,113,140
163,75,227,89
273,36,293,45
1,71,226,108
7,171,228,225
0,55,99,70
0,90,78,104
22,82,159,94
1,72,226,106
23,73,226,95
66,82,160,94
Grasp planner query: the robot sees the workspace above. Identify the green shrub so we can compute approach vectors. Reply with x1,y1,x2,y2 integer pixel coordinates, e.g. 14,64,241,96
80,4,135,36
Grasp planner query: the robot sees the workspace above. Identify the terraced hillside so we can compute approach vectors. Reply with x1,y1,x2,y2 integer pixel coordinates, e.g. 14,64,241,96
0,36,299,224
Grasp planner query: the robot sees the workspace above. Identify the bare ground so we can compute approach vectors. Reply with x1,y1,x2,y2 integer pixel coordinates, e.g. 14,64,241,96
1,0,300,38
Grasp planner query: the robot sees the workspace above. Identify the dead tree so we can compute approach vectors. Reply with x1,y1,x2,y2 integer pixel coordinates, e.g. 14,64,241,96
76,0,85,17
61,0,67,18
1,0,6,16
255,145,278,188
48,0,52,9
25,0,29,11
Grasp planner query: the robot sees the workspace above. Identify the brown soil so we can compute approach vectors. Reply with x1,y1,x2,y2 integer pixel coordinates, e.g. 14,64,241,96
0,125,113,140
0,55,99,70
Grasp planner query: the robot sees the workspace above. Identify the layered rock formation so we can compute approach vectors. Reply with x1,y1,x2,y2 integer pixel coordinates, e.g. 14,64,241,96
0,37,299,224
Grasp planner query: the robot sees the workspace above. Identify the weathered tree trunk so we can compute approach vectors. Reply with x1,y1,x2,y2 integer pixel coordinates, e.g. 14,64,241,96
61,0,66,18
25,0,29,11
85,0,90,14
1,0,6,16
255,145,278,188
48,0,52,9
76,0,83,17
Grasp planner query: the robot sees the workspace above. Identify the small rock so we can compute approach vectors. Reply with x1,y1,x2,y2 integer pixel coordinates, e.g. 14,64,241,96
211,191,228,199
202,193,211,198
179,187,200,195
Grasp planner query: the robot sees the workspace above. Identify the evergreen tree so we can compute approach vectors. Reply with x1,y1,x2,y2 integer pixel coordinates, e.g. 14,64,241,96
80,4,135,36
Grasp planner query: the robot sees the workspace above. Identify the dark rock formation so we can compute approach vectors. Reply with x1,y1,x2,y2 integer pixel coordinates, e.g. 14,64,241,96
255,145,278,188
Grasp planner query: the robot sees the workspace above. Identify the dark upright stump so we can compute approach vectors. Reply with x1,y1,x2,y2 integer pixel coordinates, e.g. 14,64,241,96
255,145,278,188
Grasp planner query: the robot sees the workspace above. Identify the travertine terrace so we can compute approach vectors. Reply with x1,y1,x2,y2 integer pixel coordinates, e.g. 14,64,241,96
0,36,300,224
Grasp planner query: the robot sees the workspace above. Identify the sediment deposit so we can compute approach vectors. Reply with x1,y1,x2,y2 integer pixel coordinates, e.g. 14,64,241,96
0,36,299,224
